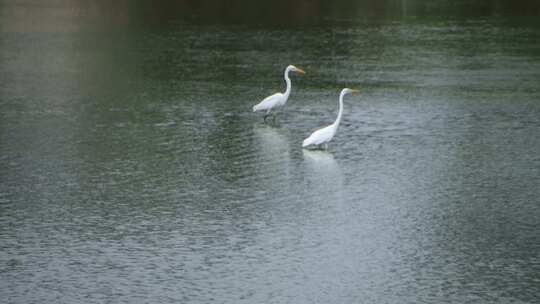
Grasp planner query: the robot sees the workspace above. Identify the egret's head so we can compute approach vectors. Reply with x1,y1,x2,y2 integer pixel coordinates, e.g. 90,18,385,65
288,65,306,75
343,88,360,96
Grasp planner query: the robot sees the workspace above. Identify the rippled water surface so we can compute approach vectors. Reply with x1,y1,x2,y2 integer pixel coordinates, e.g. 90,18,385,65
1,2,540,303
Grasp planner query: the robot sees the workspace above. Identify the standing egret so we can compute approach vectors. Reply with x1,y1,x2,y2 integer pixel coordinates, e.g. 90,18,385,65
252,65,305,121
302,88,360,149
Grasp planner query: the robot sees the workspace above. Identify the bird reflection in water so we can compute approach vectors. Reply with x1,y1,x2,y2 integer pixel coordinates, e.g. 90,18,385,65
252,124,291,179
303,149,343,188
302,148,347,225
253,124,289,153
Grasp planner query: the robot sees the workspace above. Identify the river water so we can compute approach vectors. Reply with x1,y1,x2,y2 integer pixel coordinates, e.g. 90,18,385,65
1,1,540,303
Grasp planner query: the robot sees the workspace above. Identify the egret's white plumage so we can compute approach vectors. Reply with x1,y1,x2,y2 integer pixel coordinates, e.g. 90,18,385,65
252,65,305,118
302,88,360,149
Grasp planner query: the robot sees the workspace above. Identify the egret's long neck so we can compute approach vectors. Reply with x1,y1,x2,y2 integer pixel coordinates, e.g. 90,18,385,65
333,91,345,127
283,68,292,98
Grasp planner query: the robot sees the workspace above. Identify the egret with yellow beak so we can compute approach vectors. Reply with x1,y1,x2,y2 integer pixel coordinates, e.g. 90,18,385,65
252,65,305,121
302,88,360,149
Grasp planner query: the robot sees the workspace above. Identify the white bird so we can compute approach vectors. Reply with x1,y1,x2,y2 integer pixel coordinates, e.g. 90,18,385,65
302,88,360,149
252,65,305,121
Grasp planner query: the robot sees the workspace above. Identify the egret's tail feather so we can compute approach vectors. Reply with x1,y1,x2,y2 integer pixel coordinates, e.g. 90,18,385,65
302,137,311,147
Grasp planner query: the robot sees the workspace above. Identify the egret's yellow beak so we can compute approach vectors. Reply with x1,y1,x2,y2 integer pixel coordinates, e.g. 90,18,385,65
351,89,360,95
295,68,306,75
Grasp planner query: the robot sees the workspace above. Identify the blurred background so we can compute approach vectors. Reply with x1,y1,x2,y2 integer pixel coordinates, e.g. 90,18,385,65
2,0,540,30
1,1,540,304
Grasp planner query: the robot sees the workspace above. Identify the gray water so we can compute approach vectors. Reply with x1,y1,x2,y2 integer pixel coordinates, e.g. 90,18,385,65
1,2,540,303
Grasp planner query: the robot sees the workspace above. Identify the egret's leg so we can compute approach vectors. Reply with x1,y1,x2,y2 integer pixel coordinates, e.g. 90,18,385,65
264,109,271,122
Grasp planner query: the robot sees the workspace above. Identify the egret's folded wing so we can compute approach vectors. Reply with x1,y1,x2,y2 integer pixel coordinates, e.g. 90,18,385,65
302,125,332,147
253,93,282,112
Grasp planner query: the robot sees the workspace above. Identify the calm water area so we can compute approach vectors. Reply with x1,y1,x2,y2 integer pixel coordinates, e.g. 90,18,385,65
1,1,540,303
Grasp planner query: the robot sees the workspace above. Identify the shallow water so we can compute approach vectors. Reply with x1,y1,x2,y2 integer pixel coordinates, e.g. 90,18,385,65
1,2,540,303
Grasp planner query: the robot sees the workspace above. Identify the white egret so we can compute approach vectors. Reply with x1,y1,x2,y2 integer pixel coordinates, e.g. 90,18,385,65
252,65,305,121
302,88,360,149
